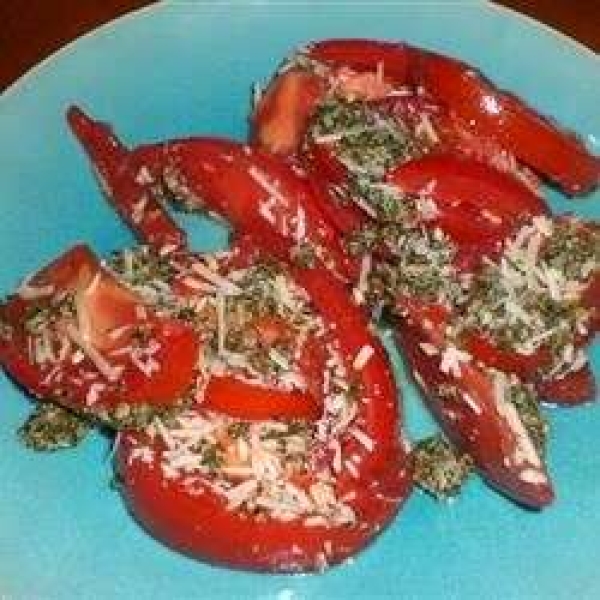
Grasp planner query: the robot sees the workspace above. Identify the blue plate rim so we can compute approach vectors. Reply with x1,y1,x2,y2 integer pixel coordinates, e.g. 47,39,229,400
2,0,598,107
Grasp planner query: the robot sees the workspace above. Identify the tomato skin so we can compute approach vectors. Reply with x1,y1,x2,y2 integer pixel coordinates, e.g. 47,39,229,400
0,245,199,423
306,38,414,85
128,138,359,282
69,107,359,280
383,153,553,265
463,333,551,381
415,50,600,195
582,271,600,335
301,143,372,234
396,298,553,509
387,153,548,223
117,319,199,406
536,365,596,407
117,260,411,572
202,375,322,421
118,433,411,572
293,269,402,477
252,68,325,156
305,39,600,195
67,106,186,253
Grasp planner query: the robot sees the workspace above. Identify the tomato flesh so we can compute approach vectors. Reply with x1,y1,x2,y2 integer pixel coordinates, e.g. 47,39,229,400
202,375,322,421
397,298,553,508
118,431,411,572
0,245,199,424
252,68,325,156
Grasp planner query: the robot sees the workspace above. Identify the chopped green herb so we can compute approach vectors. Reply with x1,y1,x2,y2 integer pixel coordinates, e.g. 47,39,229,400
413,435,473,500
19,402,90,451
290,242,317,268
200,442,224,472
507,383,548,454
108,246,176,288
308,100,422,180
227,422,251,439
543,221,600,281
352,223,461,307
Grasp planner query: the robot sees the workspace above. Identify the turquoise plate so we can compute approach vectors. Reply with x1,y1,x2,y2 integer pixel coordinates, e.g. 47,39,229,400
1,2,598,599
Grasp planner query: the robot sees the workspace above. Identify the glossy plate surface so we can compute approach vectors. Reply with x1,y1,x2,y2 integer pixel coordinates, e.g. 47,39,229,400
0,2,598,599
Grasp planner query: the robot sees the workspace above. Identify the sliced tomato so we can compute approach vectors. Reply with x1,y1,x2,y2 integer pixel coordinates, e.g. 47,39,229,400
69,106,359,281
201,375,322,421
305,39,599,195
70,109,353,278
127,139,360,282
397,297,553,508
415,50,600,195
306,38,414,86
251,68,325,156
387,153,548,223
67,106,186,253
118,431,410,572
116,260,411,572
304,159,370,234
582,271,600,335
295,265,403,473
434,203,507,251
0,244,199,426
536,364,596,407
302,139,349,186
463,332,552,381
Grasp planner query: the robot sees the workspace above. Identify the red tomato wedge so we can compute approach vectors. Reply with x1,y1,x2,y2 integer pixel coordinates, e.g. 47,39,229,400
67,107,359,282
582,271,600,335
0,245,199,426
386,154,548,224
116,258,411,572
252,68,325,156
67,106,186,253
118,432,410,572
303,39,599,195
463,333,551,381
396,297,553,508
536,365,596,407
202,376,322,421
416,50,600,195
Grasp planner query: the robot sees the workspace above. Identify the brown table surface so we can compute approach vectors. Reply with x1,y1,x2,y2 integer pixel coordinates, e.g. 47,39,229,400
0,1,598,92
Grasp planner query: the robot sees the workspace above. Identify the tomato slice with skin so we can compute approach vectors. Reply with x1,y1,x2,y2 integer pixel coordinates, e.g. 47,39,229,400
252,68,326,156
67,106,186,253
415,50,600,196
117,431,411,572
0,245,199,426
202,375,322,421
387,153,548,222
300,142,371,234
582,271,600,335
117,259,411,572
305,39,599,195
167,243,330,423
396,297,553,508
131,142,359,283
536,364,596,407
69,108,359,282
463,332,552,381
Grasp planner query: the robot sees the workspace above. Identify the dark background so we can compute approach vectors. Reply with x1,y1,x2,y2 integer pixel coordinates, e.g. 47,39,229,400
0,1,598,91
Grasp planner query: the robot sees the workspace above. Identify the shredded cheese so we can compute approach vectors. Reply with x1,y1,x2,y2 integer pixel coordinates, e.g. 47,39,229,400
353,344,375,371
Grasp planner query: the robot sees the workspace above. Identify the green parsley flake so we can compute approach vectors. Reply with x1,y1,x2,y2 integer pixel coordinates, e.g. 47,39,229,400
506,382,548,454
413,435,473,500
19,402,90,451
308,99,422,180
